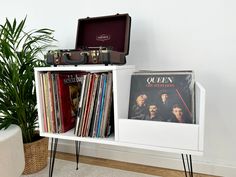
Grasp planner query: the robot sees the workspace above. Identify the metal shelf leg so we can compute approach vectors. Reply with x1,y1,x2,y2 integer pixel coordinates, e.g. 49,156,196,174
181,154,193,177
49,138,58,177
75,141,81,170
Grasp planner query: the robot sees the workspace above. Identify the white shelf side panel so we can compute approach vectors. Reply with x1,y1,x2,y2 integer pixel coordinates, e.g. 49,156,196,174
113,67,135,141
118,82,205,154
195,82,206,152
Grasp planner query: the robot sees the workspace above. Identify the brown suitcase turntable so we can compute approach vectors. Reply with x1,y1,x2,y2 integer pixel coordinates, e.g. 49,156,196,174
46,13,131,65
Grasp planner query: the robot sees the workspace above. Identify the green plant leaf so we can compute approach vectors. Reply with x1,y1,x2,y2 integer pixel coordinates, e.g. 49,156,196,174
0,17,56,143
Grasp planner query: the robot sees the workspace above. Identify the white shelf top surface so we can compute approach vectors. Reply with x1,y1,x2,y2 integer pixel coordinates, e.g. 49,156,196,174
34,65,135,72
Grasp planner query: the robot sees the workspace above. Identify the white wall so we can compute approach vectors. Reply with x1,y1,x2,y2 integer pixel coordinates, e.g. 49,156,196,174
1,0,236,176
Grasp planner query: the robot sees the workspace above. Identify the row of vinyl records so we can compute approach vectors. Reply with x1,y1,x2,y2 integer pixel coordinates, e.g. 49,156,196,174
39,71,114,138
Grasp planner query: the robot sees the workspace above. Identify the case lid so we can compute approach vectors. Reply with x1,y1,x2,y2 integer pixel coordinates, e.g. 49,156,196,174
75,13,131,55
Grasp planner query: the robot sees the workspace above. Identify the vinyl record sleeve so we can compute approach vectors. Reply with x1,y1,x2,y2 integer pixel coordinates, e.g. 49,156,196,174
128,71,195,124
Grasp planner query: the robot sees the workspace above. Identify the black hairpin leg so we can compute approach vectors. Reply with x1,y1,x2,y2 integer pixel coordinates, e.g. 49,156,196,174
75,141,81,170
181,154,193,177
49,138,58,177
190,155,193,176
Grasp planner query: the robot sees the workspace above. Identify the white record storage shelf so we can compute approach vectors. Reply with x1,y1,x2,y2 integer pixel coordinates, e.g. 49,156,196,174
34,65,205,156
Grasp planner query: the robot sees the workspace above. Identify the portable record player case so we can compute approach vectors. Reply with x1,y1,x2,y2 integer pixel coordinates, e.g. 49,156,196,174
46,13,131,65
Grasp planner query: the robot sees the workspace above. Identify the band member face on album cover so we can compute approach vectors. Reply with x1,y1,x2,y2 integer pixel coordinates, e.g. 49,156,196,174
129,94,148,120
136,94,147,107
161,93,168,103
159,90,170,104
148,104,158,119
172,104,184,122
145,104,163,121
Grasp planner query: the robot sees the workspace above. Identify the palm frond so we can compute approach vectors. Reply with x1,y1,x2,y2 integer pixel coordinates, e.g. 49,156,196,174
0,17,56,143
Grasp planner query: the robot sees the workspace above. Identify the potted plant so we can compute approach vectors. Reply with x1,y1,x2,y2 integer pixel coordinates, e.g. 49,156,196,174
0,17,55,174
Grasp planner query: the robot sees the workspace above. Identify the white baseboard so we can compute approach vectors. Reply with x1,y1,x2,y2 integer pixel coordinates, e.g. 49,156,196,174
52,140,236,177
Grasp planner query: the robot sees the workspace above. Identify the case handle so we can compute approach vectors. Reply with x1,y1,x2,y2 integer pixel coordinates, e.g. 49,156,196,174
62,53,88,64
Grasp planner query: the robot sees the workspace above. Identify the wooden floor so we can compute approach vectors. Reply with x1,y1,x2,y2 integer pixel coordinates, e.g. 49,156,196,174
54,151,219,177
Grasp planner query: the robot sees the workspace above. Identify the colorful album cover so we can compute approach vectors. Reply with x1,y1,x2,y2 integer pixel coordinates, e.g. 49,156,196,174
128,71,195,124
